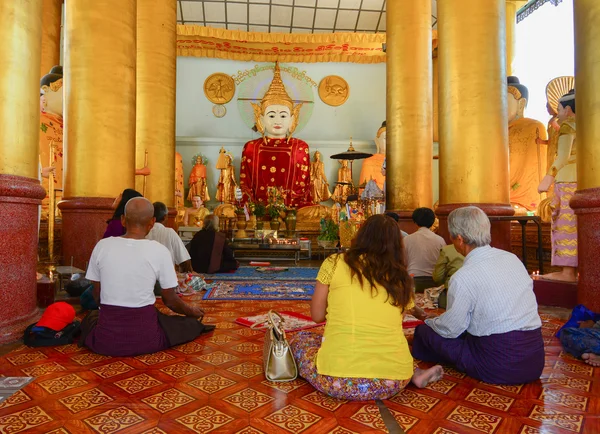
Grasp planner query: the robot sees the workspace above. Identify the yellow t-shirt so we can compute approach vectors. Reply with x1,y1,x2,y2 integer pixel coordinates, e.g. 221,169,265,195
315,254,414,380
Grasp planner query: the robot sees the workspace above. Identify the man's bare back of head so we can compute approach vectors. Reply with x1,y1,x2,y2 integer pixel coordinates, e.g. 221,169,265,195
124,197,154,228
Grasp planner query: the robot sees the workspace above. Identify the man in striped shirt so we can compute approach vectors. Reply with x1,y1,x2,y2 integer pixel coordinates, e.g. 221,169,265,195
411,206,544,385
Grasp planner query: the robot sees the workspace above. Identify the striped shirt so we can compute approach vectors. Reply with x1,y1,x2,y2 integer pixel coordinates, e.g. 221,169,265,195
425,245,541,338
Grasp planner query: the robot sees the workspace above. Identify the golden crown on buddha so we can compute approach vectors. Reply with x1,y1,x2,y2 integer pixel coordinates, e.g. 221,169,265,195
251,61,303,142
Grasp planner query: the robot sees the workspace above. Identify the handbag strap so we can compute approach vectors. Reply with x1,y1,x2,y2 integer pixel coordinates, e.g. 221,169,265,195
268,310,286,340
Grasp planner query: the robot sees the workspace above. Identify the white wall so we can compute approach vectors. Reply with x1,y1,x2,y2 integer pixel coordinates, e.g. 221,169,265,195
176,57,439,207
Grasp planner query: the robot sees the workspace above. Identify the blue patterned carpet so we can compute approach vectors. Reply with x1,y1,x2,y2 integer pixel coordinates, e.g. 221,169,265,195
203,280,315,300
203,266,319,281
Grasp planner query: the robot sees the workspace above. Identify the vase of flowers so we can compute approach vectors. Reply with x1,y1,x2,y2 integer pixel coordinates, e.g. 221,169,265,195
266,187,286,232
252,201,266,230
317,217,339,248
284,208,297,237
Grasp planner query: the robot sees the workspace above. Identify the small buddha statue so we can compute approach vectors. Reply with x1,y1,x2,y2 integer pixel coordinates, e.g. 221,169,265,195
187,154,210,203
175,152,184,210
359,121,386,190
507,77,548,212
310,151,331,204
331,159,352,204
183,195,210,227
216,149,237,204
239,62,312,208
538,90,577,282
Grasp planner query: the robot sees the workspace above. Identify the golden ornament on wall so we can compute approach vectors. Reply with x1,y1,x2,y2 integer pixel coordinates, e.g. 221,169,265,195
318,75,350,107
204,73,235,104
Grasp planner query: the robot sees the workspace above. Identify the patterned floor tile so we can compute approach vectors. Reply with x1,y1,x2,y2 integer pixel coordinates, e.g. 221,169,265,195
227,361,263,378
554,359,594,376
301,390,347,411
207,334,236,345
529,405,583,433
173,341,206,354
234,328,263,337
90,361,134,379
20,362,66,377
262,378,306,393
84,406,144,433
140,428,168,434
38,374,88,394
484,383,524,394
6,351,47,366
223,388,274,412
59,388,114,413
444,366,467,379
432,428,460,434
141,388,195,413
350,404,418,431
465,388,515,411
159,361,203,378
0,390,31,410
46,428,70,434
446,405,502,433
114,373,162,394
539,388,588,411
189,374,236,393
546,373,592,392
230,342,262,354
425,378,458,394
134,351,175,365
389,388,440,412
519,425,541,434
198,351,238,365
216,321,238,329
265,404,322,433
235,427,266,434
71,353,111,366
327,427,359,434
176,406,234,433
0,406,52,433
53,344,85,355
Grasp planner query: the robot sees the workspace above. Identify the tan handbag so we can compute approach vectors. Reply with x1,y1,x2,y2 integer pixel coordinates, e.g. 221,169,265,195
252,310,298,382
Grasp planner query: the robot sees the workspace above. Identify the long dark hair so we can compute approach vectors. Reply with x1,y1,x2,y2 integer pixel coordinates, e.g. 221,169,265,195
343,214,412,310
111,189,142,221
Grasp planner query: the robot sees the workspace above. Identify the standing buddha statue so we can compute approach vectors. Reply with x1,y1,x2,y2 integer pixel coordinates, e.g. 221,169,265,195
359,121,386,190
507,77,548,213
538,90,577,282
239,62,312,208
187,154,210,203
216,148,237,203
310,151,331,204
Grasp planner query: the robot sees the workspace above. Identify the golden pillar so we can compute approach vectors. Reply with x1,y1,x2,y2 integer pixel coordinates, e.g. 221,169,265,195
437,0,513,248
386,0,433,226
505,1,525,76
40,0,62,77
59,0,136,269
433,56,439,143
0,1,46,343
570,0,600,310
135,0,177,212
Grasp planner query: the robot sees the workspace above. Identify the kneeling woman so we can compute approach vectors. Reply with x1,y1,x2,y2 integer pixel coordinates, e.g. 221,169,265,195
291,215,443,401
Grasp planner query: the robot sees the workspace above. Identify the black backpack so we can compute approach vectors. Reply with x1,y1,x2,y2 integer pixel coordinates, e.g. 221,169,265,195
23,321,81,347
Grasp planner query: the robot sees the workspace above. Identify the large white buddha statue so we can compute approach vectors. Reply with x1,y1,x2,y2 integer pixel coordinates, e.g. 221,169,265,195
359,121,386,190
239,62,312,208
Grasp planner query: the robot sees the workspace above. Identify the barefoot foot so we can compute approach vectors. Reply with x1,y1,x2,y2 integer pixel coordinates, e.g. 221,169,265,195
412,365,444,388
581,353,600,367
538,268,577,282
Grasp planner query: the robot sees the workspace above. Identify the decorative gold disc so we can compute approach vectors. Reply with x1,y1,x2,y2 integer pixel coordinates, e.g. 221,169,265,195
318,75,350,107
212,104,227,118
204,73,235,104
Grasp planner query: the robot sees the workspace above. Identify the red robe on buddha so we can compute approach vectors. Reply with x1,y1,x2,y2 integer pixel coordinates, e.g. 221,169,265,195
240,137,312,208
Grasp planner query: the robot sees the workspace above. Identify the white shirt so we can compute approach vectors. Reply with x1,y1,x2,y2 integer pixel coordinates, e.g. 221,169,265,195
146,222,191,265
404,227,446,277
425,245,542,338
86,237,178,308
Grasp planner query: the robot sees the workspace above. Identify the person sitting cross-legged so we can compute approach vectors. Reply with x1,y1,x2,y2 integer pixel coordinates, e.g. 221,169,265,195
412,206,545,385
189,214,239,274
290,215,444,401
80,197,214,357
146,201,192,273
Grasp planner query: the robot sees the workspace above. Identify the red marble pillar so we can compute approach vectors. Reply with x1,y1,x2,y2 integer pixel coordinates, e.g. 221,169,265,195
0,175,46,344
58,198,113,271
436,203,514,251
570,187,600,311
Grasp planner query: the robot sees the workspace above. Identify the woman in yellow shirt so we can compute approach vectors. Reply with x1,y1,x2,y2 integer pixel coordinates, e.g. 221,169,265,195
290,215,443,401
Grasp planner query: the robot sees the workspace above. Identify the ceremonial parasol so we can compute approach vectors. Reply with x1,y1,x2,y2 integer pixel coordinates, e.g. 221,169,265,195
330,138,373,180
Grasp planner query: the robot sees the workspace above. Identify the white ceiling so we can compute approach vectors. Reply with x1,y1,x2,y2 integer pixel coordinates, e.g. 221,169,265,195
177,0,438,33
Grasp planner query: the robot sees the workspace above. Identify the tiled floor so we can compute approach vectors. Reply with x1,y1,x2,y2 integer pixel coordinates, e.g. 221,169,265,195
0,296,598,433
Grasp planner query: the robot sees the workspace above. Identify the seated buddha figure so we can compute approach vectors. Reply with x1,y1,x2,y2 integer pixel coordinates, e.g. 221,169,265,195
359,121,386,190
183,196,210,227
240,62,312,208
507,77,547,212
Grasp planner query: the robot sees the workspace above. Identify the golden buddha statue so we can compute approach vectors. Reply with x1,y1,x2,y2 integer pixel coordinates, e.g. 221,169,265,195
537,76,575,223
175,152,184,210
187,154,210,203
215,148,237,203
331,159,352,204
507,77,547,212
359,121,386,190
183,195,210,227
239,62,312,208
310,151,331,204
